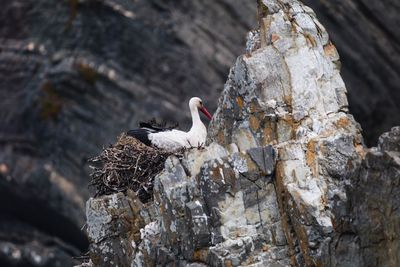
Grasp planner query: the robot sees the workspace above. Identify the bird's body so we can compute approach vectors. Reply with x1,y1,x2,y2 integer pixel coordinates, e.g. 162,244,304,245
128,97,212,152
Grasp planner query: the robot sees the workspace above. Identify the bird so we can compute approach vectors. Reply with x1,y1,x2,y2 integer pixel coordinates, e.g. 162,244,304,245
127,97,212,152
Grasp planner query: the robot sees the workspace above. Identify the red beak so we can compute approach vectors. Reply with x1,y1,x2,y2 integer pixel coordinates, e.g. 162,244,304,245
199,106,212,120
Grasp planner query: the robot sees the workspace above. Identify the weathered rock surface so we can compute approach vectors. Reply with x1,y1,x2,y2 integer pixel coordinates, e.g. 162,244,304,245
209,0,364,265
346,126,400,267
0,0,256,265
4,0,399,266
85,1,398,266
86,143,287,266
85,127,400,267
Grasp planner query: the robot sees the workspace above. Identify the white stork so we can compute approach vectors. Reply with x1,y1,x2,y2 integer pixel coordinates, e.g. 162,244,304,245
127,97,212,152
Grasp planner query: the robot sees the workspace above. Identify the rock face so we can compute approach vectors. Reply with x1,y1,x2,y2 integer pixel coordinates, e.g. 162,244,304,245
85,1,399,266
347,126,400,267
2,0,399,265
208,0,364,265
87,144,287,266
0,0,255,265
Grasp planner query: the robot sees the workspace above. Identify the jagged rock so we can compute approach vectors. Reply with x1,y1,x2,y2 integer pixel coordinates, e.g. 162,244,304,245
378,126,400,153
3,0,399,264
83,1,400,267
86,190,159,267
209,1,364,264
346,127,400,267
155,146,287,265
0,0,255,264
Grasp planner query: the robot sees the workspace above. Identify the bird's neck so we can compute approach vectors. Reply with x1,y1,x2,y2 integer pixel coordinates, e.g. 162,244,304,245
189,107,204,131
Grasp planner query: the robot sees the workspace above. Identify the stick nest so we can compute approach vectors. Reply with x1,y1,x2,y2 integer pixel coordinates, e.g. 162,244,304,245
88,133,174,203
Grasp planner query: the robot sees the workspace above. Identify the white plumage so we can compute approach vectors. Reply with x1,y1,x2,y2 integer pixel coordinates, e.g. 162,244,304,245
128,97,212,152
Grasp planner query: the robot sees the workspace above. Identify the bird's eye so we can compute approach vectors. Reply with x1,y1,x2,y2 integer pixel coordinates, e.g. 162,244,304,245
199,101,203,106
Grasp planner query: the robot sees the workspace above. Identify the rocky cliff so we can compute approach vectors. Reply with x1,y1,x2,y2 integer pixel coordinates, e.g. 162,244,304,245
0,0,255,266
2,0,399,266
84,1,399,266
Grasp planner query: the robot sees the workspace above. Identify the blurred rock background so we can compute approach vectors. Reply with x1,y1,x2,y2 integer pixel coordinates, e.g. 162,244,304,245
303,0,400,149
0,0,398,266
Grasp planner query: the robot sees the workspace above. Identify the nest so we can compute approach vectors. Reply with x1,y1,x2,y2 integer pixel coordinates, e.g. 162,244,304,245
88,133,173,203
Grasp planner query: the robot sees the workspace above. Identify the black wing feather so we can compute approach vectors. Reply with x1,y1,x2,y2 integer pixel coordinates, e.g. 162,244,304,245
127,129,153,146
127,120,179,146
139,120,179,131
138,122,164,131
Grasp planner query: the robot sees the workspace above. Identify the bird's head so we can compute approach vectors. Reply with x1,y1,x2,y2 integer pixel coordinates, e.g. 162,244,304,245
189,97,212,120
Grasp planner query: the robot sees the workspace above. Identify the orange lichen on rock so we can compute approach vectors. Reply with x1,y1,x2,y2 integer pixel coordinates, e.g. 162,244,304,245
355,144,367,159
323,43,338,58
283,95,293,111
249,99,264,114
193,249,209,262
271,33,280,43
249,114,261,132
236,96,244,110
277,115,299,142
216,130,226,145
295,225,313,267
274,162,298,266
306,140,318,176
335,116,350,129
224,259,234,267
262,119,278,145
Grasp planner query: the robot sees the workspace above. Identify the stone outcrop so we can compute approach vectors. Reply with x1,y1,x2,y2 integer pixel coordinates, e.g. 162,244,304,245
85,126,400,266
208,0,364,265
347,126,400,267
86,144,287,266
84,1,399,266
2,0,400,265
0,0,255,265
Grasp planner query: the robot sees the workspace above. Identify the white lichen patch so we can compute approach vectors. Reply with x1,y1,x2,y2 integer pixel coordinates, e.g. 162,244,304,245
86,198,113,243
184,142,228,177
140,222,159,240
231,153,248,176
218,191,248,239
